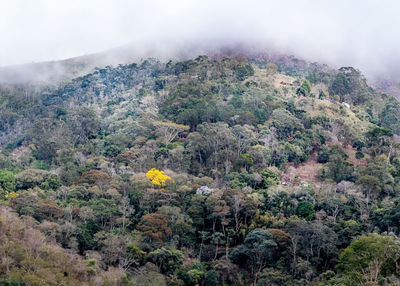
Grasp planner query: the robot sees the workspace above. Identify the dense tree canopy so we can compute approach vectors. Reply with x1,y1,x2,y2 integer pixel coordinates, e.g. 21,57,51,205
1,54,400,285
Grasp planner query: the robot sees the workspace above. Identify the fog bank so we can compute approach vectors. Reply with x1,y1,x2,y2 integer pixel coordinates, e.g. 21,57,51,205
1,0,399,78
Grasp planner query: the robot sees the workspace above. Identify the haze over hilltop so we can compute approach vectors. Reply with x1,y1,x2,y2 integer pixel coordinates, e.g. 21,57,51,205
2,41,399,99
1,0,400,80
0,42,313,84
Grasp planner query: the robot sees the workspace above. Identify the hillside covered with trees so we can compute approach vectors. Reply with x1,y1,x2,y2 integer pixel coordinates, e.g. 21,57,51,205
1,54,400,286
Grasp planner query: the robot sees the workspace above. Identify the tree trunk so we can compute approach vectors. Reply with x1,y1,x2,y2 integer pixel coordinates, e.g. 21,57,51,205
214,244,219,260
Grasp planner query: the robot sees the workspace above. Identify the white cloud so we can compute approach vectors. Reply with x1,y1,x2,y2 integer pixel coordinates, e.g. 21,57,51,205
0,0,399,77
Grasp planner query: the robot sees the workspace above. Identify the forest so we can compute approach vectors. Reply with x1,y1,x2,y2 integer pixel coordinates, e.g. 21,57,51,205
1,54,400,286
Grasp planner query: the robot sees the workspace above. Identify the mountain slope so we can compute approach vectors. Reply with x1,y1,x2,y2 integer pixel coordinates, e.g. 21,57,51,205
1,53,400,285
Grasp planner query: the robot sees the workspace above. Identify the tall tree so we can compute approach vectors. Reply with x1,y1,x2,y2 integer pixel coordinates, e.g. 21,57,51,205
230,228,277,286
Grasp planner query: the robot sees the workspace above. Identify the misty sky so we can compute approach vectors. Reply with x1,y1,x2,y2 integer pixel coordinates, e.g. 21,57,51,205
1,0,399,77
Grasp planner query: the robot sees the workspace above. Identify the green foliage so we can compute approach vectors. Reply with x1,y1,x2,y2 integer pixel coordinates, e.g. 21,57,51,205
0,279,25,286
295,201,315,221
320,150,354,183
352,140,364,151
271,108,304,139
10,192,62,221
317,147,330,163
76,221,101,253
380,98,400,134
187,264,205,285
159,80,220,129
329,67,373,105
330,72,351,99
230,229,277,284
366,126,393,141
40,174,62,191
261,170,280,188
233,61,255,81
257,268,294,286
336,234,400,285
296,80,311,96
366,127,393,156
15,169,48,189
236,153,254,171
0,170,16,198
355,151,364,159
205,270,219,286
104,144,123,157
147,247,183,274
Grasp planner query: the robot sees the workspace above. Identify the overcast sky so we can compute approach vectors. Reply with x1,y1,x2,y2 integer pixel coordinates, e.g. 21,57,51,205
1,0,399,77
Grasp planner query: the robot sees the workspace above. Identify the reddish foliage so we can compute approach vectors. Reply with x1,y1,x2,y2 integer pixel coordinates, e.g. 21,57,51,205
137,213,172,242
80,170,112,185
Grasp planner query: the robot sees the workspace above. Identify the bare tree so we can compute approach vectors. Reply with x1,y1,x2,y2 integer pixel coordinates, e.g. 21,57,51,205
154,121,189,145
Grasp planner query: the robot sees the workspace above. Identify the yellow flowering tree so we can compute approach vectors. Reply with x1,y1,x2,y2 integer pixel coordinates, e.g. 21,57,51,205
5,192,19,199
146,168,174,187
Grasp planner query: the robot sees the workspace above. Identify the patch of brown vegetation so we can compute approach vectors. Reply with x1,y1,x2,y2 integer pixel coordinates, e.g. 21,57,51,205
283,151,323,184
9,146,31,160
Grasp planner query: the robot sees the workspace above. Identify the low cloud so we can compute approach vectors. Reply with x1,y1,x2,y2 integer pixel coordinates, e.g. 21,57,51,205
1,0,399,78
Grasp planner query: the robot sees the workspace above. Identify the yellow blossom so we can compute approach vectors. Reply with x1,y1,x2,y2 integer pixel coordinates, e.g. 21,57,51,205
146,168,174,187
6,192,19,199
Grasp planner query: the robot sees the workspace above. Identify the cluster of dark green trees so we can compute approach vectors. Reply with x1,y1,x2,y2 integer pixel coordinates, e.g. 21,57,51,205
1,55,400,286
